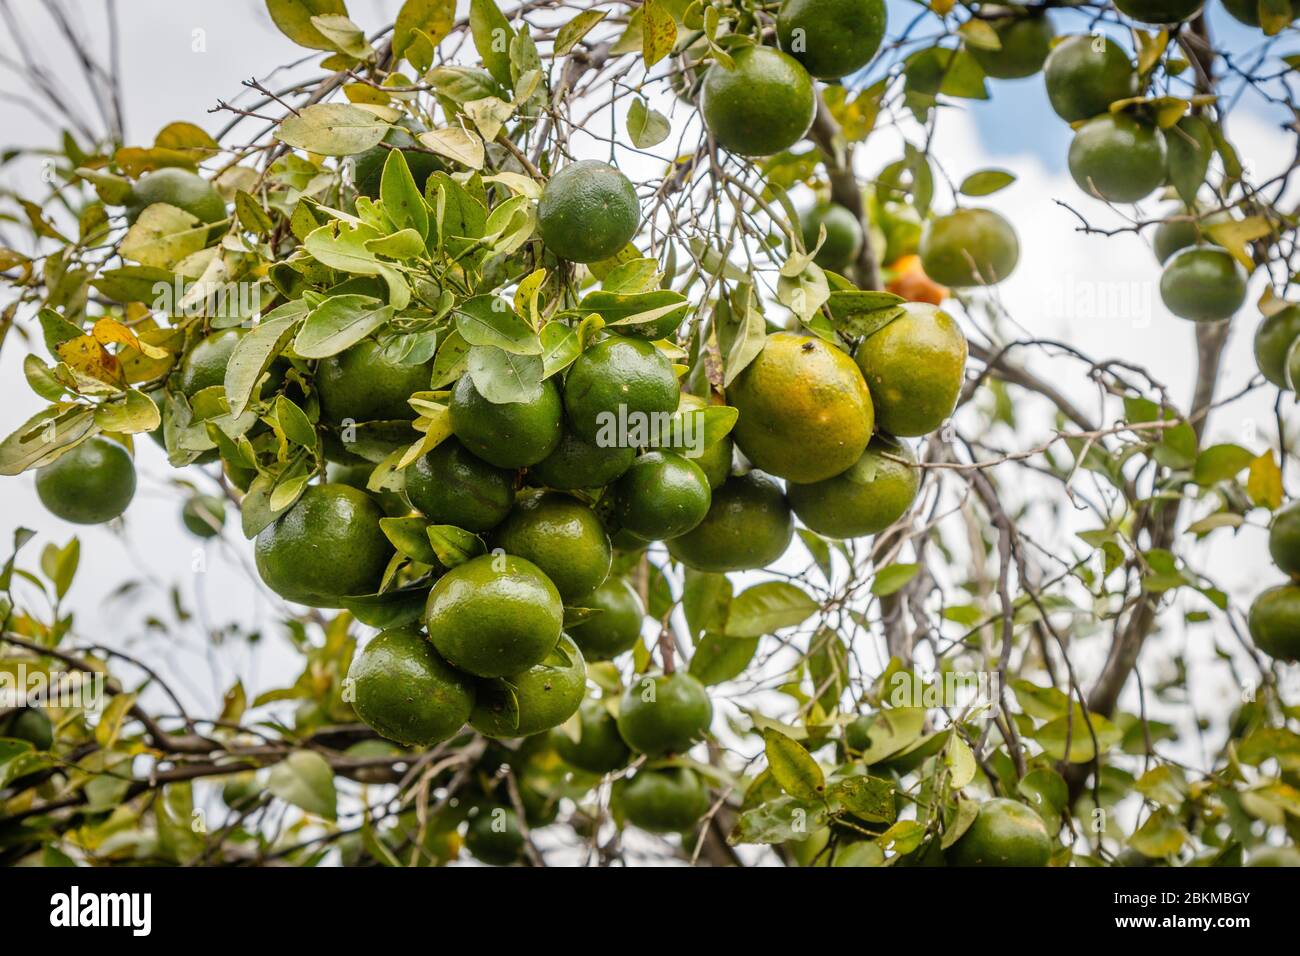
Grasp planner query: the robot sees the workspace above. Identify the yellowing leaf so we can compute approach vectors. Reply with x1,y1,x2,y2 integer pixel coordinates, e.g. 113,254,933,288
1248,451,1283,509
554,9,607,56
417,127,485,170
119,204,209,269
642,0,677,67
763,728,825,800
1204,215,1269,271
265,0,348,51
276,103,390,156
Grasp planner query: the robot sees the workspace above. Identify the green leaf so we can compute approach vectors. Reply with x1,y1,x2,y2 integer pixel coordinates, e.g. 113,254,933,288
426,525,486,567
853,708,927,765
393,0,456,60
310,13,373,58
1166,116,1212,208
380,516,439,565
266,751,338,820
277,103,389,156
763,729,825,800
1032,710,1122,763
540,322,581,378
959,169,1016,197
871,563,918,596
627,98,671,148
455,295,542,355
1128,807,1187,858
0,406,97,477
724,582,818,638
265,0,348,51
380,148,430,238
466,344,544,403
579,289,689,335
716,286,766,387
274,395,317,449
225,301,308,416
469,0,516,88
554,9,607,56
94,388,161,434
1192,443,1255,486
120,204,210,269
689,632,757,686
295,294,393,359
1018,767,1068,827
729,795,827,845
339,583,430,627
828,775,896,823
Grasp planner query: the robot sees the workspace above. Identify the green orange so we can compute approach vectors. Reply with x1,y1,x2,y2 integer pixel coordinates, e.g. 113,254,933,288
177,328,244,397
326,460,410,517
1248,584,1300,662
491,491,612,602
348,625,475,746
563,336,679,444
0,707,54,751
35,436,136,525
465,804,524,865
919,208,1019,288
528,428,635,489
1068,113,1167,203
620,767,711,833
1222,0,1300,26
854,303,967,437
537,160,640,263
1269,500,1300,577
1152,206,1227,264
470,634,587,737
728,332,874,484
1043,34,1138,123
554,700,632,774
424,553,563,677
569,576,645,660
1113,0,1205,23
967,10,1055,80
617,671,713,755
181,494,226,537
700,45,816,157
612,451,712,541
801,203,864,273
667,470,794,572
449,373,563,469
1159,246,1248,322
1253,305,1300,388
777,0,886,80
316,339,432,424
254,483,394,607
946,798,1052,866
405,438,516,532
675,393,733,488
787,435,920,538
349,117,444,199
125,168,226,227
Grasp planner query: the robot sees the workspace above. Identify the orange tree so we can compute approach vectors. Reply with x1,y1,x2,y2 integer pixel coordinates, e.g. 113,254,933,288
0,0,1298,867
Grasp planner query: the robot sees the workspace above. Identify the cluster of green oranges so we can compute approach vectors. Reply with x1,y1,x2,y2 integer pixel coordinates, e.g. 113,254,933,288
894,5,1254,325
1250,340,1300,665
